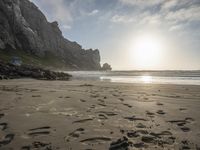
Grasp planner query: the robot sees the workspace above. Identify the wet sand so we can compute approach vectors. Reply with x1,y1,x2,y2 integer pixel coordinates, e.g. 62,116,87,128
0,79,200,149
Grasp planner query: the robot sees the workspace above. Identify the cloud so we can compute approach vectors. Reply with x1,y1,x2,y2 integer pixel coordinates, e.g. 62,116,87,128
119,0,164,7
31,0,101,28
79,9,99,17
161,0,198,11
110,10,163,27
88,9,99,16
62,25,72,30
161,0,200,25
31,0,73,26
111,15,134,23
112,0,200,35
165,6,200,23
161,0,179,10
169,24,183,31
29,0,200,69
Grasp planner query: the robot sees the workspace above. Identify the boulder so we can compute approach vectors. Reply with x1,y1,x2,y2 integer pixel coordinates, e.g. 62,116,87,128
102,63,112,71
0,61,71,80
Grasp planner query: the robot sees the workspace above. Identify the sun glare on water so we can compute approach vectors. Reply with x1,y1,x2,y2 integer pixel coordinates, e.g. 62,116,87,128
141,76,153,83
130,33,164,69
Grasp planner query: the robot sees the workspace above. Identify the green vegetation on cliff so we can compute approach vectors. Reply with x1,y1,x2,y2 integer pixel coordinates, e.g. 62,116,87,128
0,49,68,70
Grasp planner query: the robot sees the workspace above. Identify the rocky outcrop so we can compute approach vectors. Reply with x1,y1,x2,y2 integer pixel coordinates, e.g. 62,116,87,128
0,0,101,70
101,63,112,71
0,61,71,80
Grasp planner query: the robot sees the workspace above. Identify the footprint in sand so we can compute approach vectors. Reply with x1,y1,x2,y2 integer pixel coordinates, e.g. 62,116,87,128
136,123,146,129
98,114,108,120
181,140,192,150
170,120,186,126
32,95,41,97
90,105,96,109
123,129,149,138
90,94,100,98
28,126,51,136
123,103,132,108
168,117,194,132
146,111,155,118
149,131,173,138
97,99,105,103
179,108,187,111
80,99,86,102
133,142,148,148
127,131,140,138
168,117,195,132
0,113,15,147
112,94,118,97
0,113,5,119
141,131,175,146
80,84,94,87
73,118,94,124
141,135,155,143
21,141,53,150
97,111,118,117
156,110,166,115
0,122,7,130
97,99,107,107
65,128,85,142
119,98,124,101
0,134,15,147
80,137,111,145
180,127,190,132
109,136,130,150
123,129,175,148
124,116,147,121
156,102,164,106
98,103,107,107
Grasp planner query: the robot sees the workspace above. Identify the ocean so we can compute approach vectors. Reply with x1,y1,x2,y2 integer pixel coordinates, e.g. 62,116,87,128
65,70,200,85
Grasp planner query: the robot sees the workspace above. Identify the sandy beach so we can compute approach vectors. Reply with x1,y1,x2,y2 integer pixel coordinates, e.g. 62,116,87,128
0,79,200,150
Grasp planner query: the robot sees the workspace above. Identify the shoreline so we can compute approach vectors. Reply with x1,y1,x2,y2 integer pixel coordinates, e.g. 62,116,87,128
3,78,200,86
0,79,200,149
3,78,200,88
65,71,200,86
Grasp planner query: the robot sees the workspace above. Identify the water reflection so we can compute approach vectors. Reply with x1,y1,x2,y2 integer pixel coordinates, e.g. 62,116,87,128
140,76,153,83
100,76,153,84
66,71,200,85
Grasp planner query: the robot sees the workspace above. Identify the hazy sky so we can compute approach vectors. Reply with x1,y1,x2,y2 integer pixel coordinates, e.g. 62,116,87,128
30,0,200,70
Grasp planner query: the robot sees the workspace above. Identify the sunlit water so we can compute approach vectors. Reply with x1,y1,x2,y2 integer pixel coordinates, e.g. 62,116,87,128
65,71,200,85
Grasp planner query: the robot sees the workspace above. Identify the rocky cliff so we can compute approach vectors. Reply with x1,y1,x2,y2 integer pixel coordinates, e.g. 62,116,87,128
0,0,101,70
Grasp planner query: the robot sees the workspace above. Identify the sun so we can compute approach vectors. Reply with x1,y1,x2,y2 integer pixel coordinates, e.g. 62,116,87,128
130,33,163,69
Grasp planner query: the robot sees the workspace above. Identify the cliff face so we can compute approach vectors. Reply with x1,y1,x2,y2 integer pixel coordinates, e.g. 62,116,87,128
0,0,101,70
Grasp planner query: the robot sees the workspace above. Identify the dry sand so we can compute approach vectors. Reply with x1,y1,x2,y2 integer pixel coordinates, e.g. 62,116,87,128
0,79,200,150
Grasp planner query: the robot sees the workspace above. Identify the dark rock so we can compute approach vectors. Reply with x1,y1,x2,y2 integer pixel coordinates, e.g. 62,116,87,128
0,61,71,80
0,0,101,70
101,63,112,71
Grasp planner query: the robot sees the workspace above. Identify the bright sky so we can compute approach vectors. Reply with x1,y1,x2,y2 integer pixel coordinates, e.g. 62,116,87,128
30,0,200,70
